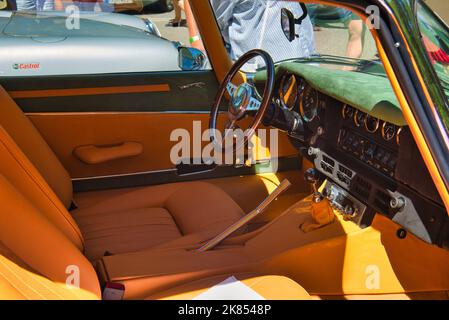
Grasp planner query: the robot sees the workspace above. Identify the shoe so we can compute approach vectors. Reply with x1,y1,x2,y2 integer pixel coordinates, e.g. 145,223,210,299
166,19,187,27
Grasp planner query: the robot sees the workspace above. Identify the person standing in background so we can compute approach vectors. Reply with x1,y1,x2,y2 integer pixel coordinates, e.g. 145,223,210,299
184,0,204,51
16,0,54,10
307,4,366,59
210,0,315,71
167,0,186,27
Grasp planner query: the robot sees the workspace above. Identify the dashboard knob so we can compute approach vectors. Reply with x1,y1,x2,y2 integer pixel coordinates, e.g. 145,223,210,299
390,196,405,212
307,147,319,156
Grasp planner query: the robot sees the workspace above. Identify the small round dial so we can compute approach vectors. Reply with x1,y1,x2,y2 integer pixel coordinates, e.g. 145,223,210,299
299,84,319,122
279,74,298,110
382,122,397,141
364,115,380,133
354,110,366,127
342,104,355,120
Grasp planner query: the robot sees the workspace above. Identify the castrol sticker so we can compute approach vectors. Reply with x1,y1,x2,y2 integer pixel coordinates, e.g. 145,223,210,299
12,63,41,71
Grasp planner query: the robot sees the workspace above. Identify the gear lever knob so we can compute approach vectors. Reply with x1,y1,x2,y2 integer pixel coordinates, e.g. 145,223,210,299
304,168,323,202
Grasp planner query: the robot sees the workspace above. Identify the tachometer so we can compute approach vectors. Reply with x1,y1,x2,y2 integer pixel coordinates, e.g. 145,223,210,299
299,84,319,122
382,122,397,141
364,115,380,133
354,110,366,127
342,104,355,120
279,74,299,110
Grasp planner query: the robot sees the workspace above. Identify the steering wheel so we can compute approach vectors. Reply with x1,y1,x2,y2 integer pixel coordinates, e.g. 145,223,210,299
209,49,275,151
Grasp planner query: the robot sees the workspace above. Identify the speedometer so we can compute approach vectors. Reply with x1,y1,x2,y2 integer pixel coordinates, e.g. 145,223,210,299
279,74,299,110
364,115,380,133
342,104,355,120
299,84,319,122
382,122,397,141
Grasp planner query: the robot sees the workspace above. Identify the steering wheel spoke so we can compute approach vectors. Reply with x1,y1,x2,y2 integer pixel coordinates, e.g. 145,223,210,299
226,82,238,97
247,96,261,111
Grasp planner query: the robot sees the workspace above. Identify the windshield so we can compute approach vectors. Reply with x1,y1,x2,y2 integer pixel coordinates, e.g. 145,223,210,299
417,1,449,104
209,1,379,72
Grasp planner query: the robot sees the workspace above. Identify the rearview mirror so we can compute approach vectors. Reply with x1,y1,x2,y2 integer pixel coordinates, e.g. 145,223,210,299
281,8,296,42
281,5,309,43
178,47,206,71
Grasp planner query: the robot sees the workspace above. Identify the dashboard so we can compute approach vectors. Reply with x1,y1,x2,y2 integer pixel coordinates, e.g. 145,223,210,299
262,70,448,249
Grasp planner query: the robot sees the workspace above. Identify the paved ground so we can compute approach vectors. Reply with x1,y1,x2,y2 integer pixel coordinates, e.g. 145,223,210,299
427,0,449,23
140,10,189,44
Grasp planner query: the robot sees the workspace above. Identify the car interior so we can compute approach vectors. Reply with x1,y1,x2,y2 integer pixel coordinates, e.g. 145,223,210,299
0,0,448,300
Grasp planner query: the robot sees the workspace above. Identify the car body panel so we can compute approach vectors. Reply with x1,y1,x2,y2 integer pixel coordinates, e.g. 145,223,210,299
0,11,179,76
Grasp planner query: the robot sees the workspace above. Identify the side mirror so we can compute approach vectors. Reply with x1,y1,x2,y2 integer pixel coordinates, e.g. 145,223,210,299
281,8,296,42
178,47,206,71
281,5,309,43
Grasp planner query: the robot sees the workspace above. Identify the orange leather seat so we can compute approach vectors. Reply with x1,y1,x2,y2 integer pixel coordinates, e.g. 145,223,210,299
72,182,244,260
0,172,309,300
0,85,244,260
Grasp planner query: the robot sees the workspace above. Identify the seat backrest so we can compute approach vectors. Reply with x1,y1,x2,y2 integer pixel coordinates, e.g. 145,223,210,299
0,255,98,300
0,174,101,299
0,125,84,250
0,86,72,208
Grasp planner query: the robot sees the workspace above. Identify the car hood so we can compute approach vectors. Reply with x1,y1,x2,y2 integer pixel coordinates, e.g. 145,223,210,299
0,11,154,39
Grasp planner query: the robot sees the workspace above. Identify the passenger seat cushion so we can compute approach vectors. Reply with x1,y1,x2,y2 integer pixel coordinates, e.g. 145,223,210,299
146,274,311,300
76,208,181,261
72,182,245,261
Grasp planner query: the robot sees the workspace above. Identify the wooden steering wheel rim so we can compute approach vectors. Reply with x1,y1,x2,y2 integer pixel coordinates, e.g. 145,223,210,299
209,49,276,150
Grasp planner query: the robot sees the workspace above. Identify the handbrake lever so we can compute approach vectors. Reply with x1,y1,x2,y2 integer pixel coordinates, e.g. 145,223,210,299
196,179,292,252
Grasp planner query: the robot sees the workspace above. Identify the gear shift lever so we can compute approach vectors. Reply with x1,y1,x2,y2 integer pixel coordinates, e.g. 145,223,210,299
304,168,323,203
301,168,334,232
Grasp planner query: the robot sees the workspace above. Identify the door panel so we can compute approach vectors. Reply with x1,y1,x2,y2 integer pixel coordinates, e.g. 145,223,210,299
1,70,300,190
1,71,218,113
28,112,299,178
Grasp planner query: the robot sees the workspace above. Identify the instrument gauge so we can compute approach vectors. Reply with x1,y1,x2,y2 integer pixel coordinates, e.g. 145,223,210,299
299,84,319,122
279,74,299,110
342,104,355,120
364,115,380,133
396,127,403,145
354,110,366,127
382,122,397,141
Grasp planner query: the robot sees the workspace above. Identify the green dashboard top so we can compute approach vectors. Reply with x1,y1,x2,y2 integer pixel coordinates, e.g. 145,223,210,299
257,62,407,127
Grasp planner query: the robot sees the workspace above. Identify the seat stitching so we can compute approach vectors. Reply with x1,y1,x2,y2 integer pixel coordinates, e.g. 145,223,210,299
0,257,58,300
81,227,176,239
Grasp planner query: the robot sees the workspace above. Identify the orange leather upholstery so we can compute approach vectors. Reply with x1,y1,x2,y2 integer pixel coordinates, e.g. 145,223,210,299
0,126,84,250
0,174,101,298
147,274,311,300
0,256,98,300
0,86,72,208
72,182,245,261
0,173,308,300
73,142,143,165
0,85,245,259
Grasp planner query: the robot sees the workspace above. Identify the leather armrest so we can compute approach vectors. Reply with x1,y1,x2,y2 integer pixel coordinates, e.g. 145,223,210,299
74,142,143,165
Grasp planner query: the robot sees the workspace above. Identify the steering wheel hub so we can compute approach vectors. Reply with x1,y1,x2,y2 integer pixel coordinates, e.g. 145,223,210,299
230,83,253,118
